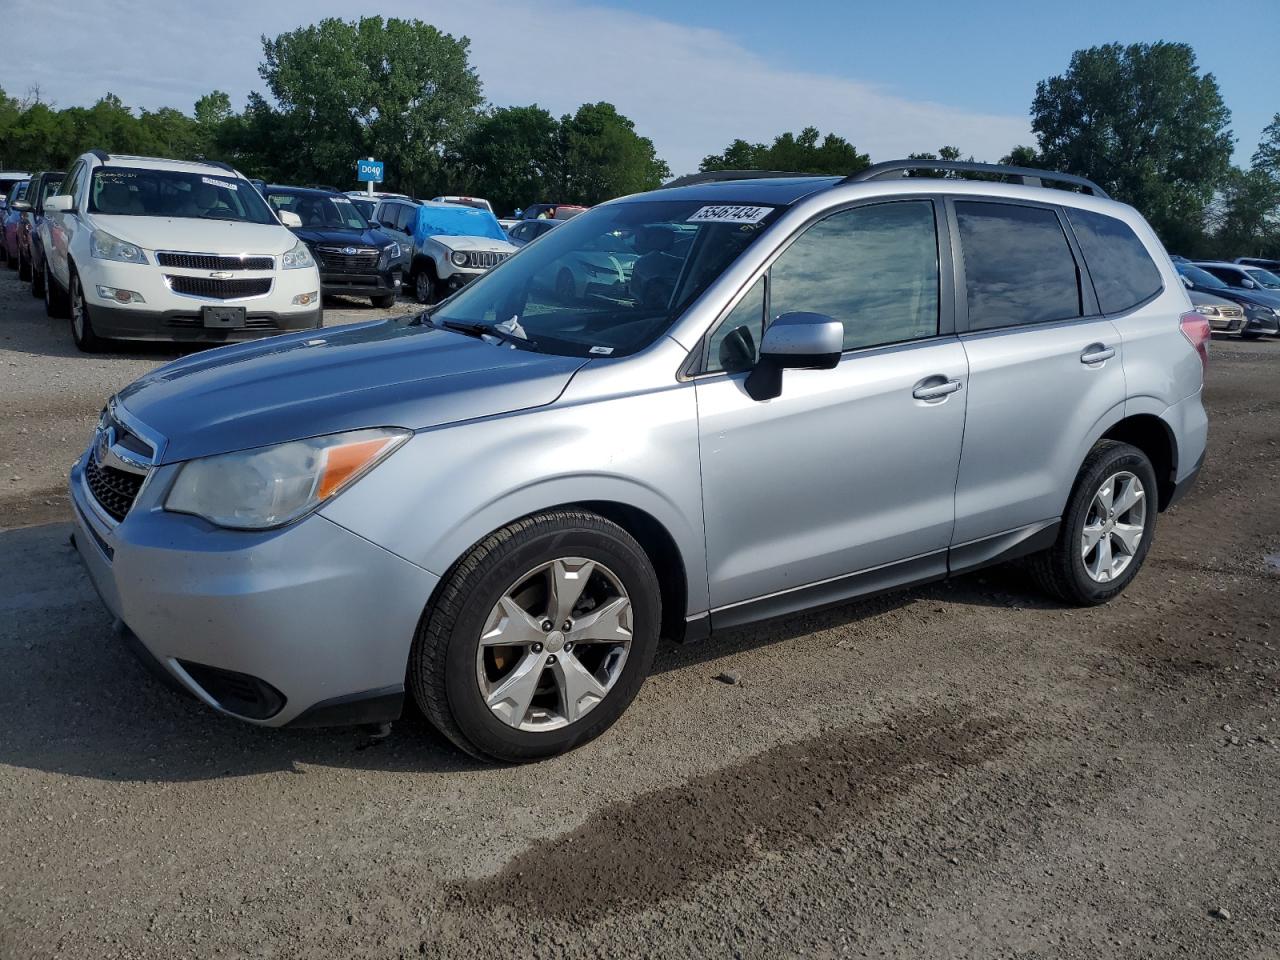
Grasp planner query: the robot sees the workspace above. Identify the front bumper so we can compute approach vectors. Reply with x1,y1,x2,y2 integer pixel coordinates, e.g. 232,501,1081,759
89,303,322,343
69,450,439,727
319,266,402,299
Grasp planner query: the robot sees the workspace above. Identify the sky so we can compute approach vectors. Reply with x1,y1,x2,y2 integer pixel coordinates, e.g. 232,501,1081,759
1,0,1274,177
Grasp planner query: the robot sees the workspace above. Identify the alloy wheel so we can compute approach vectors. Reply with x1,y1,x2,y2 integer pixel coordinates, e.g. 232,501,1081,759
476,557,633,732
71,278,85,340
1081,470,1146,583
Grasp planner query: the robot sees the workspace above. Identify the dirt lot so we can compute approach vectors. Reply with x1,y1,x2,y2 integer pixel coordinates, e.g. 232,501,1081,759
1,265,1277,959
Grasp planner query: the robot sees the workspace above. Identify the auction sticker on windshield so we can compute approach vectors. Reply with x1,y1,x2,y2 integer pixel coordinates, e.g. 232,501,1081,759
687,204,773,224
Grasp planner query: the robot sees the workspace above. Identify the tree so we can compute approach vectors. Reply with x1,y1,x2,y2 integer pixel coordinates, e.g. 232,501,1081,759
259,16,483,196
1210,167,1280,259
1000,145,1042,167
700,126,870,176
559,102,669,205
905,145,967,177
1030,42,1233,250
1253,113,1280,179
454,105,561,215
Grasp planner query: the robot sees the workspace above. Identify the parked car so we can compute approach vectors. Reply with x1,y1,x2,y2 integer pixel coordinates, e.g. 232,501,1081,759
432,195,494,214
347,195,377,222
1195,260,1280,292
518,203,589,221
371,197,422,242
1176,262,1280,339
14,170,64,286
264,185,405,308
404,201,517,304
505,218,560,246
70,160,1205,762
509,218,639,302
1,179,29,268
1236,265,1280,290
0,170,30,214
497,218,520,233
349,190,412,203
1187,289,1245,335
1235,257,1280,273
41,150,322,351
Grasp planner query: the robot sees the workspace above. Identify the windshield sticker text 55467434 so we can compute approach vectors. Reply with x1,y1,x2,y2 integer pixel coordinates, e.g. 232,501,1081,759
687,204,773,224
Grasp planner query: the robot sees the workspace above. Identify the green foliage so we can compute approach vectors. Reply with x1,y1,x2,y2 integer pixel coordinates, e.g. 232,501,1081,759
559,102,670,206
700,127,870,176
1030,42,1233,251
453,105,563,215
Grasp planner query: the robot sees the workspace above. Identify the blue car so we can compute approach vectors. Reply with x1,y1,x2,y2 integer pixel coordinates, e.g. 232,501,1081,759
18,170,64,292
1,179,29,270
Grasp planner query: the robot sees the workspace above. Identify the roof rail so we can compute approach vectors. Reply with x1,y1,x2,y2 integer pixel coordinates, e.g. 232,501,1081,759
843,160,1109,198
661,169,823,189
204,160,237,174
89,149,111,163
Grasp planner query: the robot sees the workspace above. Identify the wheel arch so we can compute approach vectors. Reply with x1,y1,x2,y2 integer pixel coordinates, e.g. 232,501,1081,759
1100,413,1178,510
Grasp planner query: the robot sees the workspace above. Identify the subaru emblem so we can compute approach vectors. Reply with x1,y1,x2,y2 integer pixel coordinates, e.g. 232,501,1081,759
343,246,357,256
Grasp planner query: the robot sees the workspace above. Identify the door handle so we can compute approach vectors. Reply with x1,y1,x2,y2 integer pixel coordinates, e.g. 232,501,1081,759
1080,344,1116,364
912,378,963,402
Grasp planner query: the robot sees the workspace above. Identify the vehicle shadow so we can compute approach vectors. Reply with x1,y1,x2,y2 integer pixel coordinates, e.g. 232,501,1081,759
0,520,1057,784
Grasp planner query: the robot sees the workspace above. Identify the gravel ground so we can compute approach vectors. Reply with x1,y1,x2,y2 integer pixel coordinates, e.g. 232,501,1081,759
1,264,1278,959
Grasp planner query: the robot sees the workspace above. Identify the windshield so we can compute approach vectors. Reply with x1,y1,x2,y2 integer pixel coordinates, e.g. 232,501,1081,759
1244,267,1280,288
39,176,65,205
1177,263,1227,289
89,167,277,224
348,196,376,221
434,198,783,358
414,203,507,243
267,191,368,230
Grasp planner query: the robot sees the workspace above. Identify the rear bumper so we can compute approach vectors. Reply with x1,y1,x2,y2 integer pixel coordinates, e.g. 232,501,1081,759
88,303,322,343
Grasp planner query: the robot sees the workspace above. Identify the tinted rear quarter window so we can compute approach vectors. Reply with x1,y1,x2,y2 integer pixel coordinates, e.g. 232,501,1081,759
1065,208,1162,314
955,201,1081,331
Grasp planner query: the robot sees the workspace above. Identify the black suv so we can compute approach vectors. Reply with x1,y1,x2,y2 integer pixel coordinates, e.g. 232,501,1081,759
265,186,406,307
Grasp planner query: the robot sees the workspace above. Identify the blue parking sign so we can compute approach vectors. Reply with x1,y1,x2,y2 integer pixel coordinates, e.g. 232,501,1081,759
357,159,385,183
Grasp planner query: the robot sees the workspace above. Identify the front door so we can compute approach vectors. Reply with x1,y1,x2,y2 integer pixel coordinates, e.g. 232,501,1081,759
695,199,968,625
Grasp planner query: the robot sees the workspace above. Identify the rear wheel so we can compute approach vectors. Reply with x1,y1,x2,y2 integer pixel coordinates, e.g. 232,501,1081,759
1028,440,1158,605
410,510,662,763
69,271,106,352
30,258,44,298
17,249,31,281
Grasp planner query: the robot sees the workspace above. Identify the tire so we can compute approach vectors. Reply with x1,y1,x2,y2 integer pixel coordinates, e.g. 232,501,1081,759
30,258,44,298
69,271,106,352
1028,440,1158,605
410,510,662,763
18,250,31,282
371,292,396,309
44,263,70,319
413,266,439,305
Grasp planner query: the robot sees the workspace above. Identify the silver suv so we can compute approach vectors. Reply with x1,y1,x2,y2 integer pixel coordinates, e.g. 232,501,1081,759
70,161,1208,762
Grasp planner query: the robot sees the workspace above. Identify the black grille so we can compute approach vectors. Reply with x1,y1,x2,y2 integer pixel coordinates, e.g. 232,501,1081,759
466,250,509,269
316,246,380,272
166,276,272,300
157,252,274,271
84,456,144,522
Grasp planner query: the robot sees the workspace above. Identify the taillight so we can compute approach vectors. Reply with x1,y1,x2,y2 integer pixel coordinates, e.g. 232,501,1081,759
1180,310,1211,371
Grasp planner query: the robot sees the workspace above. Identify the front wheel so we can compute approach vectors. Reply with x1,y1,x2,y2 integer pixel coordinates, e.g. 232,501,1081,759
18,250,31,281
1028,440,1158,605
30,259,44,298
69,272,106,352
1241,331,1261,341
44,263,70,318
371,292,396,309
413,267,440,305
410,510,662,762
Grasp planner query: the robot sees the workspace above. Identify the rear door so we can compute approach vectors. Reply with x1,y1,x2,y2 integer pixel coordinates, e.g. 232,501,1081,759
949,198,1125,549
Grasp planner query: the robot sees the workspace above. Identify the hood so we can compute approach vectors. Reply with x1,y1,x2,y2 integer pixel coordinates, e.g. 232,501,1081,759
90,215,298,256
293,225,395,249
116,317,588,464
429,234,517,254
1216,287,1280,309
1187,290,1238,309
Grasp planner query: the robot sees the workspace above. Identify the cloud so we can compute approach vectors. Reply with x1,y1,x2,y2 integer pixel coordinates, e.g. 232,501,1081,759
3,0,1030,176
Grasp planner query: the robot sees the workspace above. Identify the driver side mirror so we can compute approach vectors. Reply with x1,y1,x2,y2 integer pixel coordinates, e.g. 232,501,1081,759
11,200,31,213
1240,278,1256,289
44,195,73,214
744,312,844,402
279,210,302,228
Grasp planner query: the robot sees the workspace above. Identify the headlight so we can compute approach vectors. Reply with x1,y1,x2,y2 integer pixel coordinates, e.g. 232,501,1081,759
282,238,315,270
1194,305,1220,317
91,229,147,264
380,241,401,267
164,428,410,529
450,250,469,267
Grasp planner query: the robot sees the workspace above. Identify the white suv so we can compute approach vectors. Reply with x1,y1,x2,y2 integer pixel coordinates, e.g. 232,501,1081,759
41,151,323,351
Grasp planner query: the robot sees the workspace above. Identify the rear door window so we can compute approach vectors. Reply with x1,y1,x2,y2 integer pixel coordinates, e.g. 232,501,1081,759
1065,208,1163,313
955,201,1082,330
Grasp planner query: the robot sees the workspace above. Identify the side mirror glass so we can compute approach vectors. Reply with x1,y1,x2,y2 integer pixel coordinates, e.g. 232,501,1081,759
1241,278,1256,288
11,200,32,213
279,210,302,228
744,312,844,401
44,195,73,214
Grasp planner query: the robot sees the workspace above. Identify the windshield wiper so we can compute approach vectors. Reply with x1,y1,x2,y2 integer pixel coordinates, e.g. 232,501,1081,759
436,319,539,352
